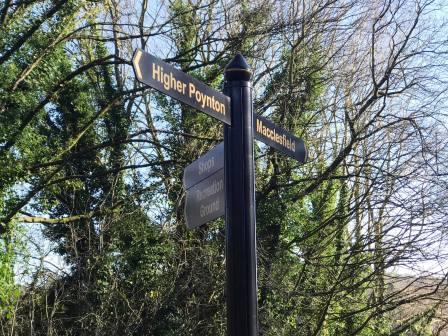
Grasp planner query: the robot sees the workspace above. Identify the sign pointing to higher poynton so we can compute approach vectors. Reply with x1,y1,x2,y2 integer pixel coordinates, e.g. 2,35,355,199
132,49,231,125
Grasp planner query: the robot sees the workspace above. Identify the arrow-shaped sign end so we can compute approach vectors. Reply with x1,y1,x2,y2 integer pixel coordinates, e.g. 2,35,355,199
132,49,143,80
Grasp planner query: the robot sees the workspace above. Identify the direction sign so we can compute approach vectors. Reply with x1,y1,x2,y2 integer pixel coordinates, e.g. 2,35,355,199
131,51,307,334
184,168,225,229
132,49,231,125
183,142,224,189
254,115,307,163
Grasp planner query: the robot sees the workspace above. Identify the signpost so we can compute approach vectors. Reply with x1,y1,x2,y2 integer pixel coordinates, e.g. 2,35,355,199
224,55,258,336
132,49,231,125
132,49,307,336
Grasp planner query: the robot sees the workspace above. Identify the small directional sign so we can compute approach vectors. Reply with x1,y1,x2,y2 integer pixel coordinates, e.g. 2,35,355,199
184,168,225,229
254,115,307,163
183,142,224,189
183,143,225,229
132,49,231,125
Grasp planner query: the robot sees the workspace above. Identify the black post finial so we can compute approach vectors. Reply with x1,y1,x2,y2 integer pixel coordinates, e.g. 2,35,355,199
225,54,252,81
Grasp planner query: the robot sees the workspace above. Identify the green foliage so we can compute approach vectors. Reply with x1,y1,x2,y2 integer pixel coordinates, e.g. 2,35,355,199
0,0,445,335
169,0,199,62
0,221,21,320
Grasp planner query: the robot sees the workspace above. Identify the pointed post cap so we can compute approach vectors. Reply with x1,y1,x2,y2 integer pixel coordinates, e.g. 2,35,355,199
224,53,252,81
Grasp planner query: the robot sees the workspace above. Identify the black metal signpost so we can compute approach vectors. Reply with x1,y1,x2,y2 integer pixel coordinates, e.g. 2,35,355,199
132,49,306,336
224,55,258,336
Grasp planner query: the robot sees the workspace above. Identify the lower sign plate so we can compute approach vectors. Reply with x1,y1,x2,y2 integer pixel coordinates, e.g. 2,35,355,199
185,168,225,229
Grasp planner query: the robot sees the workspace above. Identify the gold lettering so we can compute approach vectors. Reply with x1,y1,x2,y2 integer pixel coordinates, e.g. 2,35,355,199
200,92,207,108
206,96,212,109
176,80,182,93
163,72,170,90
152,64,160,81
189,83,196,98
169,72,176,91
256,118,298,152
256,119,263,133
219,102,225,115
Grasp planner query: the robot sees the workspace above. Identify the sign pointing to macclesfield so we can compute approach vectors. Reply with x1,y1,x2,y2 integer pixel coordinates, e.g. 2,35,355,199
254,115,307,163
132,49,231,125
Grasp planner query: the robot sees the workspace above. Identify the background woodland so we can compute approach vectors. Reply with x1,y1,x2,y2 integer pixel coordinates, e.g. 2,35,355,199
1,0,448,335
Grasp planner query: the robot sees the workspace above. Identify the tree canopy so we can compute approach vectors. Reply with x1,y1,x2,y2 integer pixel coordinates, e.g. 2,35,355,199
1,0,448,335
